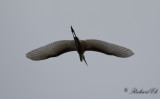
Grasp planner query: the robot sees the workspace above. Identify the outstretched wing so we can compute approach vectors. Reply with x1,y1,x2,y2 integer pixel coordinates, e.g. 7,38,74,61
26,40,76,60
83,39,134,58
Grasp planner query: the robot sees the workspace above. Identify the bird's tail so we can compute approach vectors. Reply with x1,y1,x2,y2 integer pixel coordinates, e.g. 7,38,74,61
83,55,88,66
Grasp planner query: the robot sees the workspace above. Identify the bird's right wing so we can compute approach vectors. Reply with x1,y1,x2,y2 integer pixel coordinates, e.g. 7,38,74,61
83,39,134,58
26,40,76,60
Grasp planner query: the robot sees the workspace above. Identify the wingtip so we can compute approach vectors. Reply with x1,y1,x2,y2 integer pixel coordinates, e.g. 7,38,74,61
130,51,134,56
26,52,33,60
26,51,41,61
123,50,134,58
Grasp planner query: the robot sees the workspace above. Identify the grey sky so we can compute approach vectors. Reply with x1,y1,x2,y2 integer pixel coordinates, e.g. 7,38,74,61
0,0,160,99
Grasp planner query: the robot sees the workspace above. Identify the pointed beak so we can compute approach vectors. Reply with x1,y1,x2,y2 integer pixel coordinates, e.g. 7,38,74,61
71,26,74,33
71,26,77,37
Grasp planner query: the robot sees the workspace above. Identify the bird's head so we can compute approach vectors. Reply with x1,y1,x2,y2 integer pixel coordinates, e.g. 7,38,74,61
71,26,77,38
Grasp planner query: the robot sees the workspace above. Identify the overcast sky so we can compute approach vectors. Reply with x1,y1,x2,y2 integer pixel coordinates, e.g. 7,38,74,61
0,0,160,99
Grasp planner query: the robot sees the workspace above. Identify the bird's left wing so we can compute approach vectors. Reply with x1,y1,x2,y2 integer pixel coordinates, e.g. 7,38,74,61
82,39,134,58
26,40,76,60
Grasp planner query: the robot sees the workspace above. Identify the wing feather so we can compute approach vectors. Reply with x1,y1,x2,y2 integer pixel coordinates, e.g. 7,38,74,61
26,40,76,60
83,39,134,58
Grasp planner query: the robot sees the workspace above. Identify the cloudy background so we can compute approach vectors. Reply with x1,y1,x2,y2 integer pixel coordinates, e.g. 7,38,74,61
0,0,160,99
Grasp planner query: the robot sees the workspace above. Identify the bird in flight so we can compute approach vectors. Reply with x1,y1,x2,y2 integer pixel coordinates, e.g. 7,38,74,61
26,26,134,65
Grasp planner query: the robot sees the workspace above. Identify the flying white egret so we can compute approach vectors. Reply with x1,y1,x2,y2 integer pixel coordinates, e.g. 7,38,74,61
26,26,134,65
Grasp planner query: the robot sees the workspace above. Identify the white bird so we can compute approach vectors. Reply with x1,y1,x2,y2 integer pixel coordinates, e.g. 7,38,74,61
26,26,134,65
